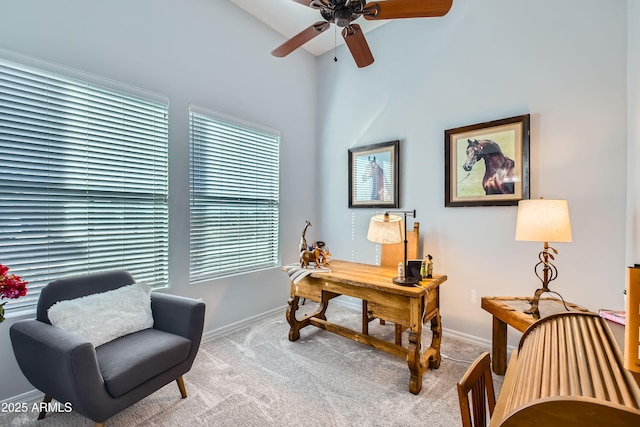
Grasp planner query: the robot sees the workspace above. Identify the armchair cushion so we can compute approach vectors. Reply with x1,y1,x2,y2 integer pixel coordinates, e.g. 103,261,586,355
47,283,154,347
96,328,191,398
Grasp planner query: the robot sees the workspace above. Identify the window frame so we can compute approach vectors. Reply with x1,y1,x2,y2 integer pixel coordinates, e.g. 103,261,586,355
188,106,281,283
0,55,170,313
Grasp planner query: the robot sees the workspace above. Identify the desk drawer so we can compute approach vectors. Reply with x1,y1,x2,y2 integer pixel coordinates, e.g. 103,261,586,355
367,296,411,326
291,281,322,302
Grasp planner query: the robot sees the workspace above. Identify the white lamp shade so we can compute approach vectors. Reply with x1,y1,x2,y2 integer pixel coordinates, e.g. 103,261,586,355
515,199,572,243
367,214,403,244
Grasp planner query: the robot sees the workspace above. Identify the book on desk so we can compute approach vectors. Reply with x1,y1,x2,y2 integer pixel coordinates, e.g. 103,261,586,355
599,308,626,325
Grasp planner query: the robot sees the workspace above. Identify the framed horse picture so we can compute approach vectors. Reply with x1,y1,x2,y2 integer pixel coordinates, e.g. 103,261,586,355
445,115,530,207
348,140,399,208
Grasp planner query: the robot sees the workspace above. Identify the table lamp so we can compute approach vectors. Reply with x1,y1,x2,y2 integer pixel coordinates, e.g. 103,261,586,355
515,198,572,318
367,210,419,286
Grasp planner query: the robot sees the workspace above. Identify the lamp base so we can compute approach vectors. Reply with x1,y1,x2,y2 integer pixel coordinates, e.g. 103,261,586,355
524,287,569,319
393,276,420,286
523,287,547,319
524,244,562,319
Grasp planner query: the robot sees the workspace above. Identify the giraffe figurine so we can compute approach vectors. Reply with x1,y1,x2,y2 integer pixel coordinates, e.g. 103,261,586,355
299,220,312,252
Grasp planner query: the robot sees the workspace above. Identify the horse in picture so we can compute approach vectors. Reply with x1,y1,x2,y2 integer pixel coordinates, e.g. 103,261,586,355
463,139,516,195
362,156,388,201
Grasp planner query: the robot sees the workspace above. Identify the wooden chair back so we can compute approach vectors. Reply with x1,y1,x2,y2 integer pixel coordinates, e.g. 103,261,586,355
380,222,420,269
457,352,496,427
367,221,420,345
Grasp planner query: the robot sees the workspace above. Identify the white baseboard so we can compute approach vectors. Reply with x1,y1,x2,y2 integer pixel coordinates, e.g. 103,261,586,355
332,295,363,311
200,305,286,342
1,388,44,406
442,327,491,348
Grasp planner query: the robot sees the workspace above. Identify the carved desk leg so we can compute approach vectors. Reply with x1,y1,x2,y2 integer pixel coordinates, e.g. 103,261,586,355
424,287,442,369
287,296,302,341
407,322,425,395
428,310,442,369
286,292,331,342
315,293,329,321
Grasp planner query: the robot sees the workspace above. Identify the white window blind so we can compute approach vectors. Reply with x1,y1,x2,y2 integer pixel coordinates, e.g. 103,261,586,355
0,58,169,311
189,109,280,282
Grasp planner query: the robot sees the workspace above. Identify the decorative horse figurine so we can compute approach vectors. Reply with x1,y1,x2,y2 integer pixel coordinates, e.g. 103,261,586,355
362,156,387,201
463,139,516,195
315,247,331,268
300,247,329,268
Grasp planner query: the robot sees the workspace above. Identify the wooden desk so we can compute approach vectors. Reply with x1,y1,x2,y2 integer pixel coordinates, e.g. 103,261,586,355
481,296,590,374
286,259,447,394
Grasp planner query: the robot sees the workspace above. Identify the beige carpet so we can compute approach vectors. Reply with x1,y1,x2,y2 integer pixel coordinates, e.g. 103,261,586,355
1,303,502,426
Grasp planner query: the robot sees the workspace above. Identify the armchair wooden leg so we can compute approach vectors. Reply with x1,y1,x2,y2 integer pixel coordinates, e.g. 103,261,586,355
37,394,52,420
95,423,105,427
176,376,187,398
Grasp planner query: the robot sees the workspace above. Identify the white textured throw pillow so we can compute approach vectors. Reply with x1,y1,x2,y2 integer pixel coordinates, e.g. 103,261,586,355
48,283,154,347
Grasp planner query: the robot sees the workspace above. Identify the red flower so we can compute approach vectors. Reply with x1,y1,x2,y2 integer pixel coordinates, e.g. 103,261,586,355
0,263,28,300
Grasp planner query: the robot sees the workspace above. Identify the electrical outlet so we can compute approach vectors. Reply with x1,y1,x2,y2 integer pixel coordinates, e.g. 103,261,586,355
471,289,477,304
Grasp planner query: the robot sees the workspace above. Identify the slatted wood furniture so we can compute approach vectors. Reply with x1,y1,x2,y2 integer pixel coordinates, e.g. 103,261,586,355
364,222,420,345
489,312,640,427
480,296,590,374
286,259,446,394
457,352,496,427
379,222,420,269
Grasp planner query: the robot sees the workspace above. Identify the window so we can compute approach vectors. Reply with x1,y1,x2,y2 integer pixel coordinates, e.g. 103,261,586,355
0,58,169,311
189,108,280,282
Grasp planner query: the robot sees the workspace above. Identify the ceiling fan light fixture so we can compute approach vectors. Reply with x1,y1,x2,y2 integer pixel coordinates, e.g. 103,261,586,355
273,0,453,68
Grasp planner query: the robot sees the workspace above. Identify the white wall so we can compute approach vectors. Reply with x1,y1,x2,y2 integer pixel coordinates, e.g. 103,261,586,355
0,0,636,402
316,0,629,344
0,0,317,400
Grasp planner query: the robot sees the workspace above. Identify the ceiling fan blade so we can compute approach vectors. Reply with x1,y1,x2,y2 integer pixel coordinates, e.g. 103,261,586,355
342,24,374,68
291,0,329,8
271,21,331,58
364,0,453,20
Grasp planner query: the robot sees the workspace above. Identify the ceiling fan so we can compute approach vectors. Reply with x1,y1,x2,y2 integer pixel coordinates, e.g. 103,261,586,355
271,0,453,68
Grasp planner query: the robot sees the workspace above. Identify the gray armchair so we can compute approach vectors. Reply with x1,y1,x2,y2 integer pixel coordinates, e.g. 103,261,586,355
10,271,206,427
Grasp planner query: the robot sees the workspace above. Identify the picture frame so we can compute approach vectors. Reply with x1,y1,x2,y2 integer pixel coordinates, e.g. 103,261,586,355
444,114,530,207
348,140,399,208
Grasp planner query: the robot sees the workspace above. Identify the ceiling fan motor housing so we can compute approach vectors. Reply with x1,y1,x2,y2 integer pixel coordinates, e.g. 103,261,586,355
319,0,367,28
335,7,354,27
